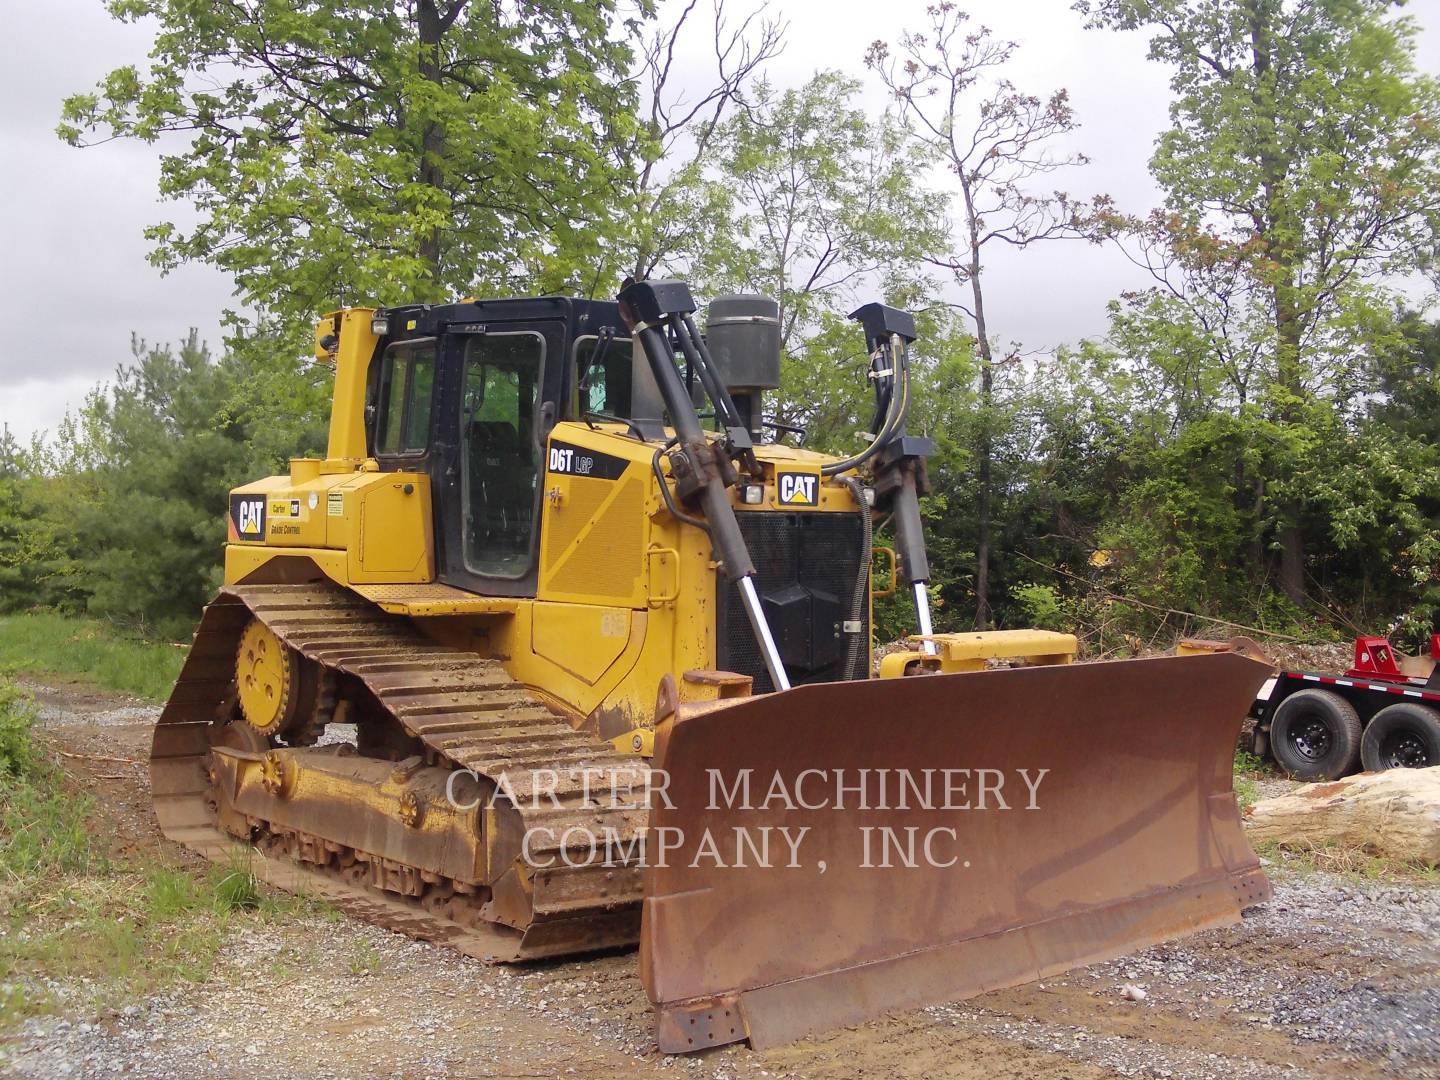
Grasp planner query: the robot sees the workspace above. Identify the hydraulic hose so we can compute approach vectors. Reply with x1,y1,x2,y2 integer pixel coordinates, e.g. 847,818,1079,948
820,367,908,477
651,441,709,533
680,313,748,436
838,475,873,681
820,336,912,477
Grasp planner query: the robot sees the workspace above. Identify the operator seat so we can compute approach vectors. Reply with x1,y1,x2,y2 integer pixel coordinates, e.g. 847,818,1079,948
465,420,534,555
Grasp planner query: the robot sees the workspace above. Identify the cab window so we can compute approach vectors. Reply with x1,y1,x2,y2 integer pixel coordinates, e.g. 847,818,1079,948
374,341,436,454
573,334,631,419
462,333,544,578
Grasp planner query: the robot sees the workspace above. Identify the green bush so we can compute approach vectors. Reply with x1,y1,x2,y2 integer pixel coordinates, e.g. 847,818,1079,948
1010,581,1069,631
1234,748,1266,775
0,678,37,777
0,680,102,892
0,680,337,1031
0,333,328,638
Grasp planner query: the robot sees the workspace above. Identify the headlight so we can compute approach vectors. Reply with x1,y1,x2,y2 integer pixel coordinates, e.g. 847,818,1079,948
371,315,390,337
741,484,764,505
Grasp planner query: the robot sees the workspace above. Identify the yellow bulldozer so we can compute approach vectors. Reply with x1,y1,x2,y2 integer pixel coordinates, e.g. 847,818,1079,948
151,280,1273,1052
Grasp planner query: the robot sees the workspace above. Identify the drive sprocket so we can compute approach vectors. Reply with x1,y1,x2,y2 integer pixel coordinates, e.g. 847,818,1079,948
236,617,296,737
236,616,331,742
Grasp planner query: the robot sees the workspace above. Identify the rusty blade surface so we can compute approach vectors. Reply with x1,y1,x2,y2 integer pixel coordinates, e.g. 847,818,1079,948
639,652,1273,1052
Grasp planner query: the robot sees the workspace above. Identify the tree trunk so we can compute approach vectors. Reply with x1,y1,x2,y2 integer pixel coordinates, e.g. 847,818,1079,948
415,1,455,293
975,364,993,630
1248,472,1267,582
1272,266,1307,603
964,180,994,630
1278,523,1306,601
1248,0,1307,605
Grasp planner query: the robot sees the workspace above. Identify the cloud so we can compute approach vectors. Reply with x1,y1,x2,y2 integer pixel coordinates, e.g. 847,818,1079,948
0,0,233,440
2,0,1438,442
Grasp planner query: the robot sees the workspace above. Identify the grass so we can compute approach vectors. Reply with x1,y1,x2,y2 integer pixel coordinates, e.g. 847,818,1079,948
1233,748,1267,775
1233,747,1274,812
0,678,329,1032
1253,838,1440,887
1234,774,1262,812
0,612,187,701
348,939,381,977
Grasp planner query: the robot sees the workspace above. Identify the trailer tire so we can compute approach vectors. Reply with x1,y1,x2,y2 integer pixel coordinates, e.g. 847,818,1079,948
1360,703,1440,772
1270,689,1362,780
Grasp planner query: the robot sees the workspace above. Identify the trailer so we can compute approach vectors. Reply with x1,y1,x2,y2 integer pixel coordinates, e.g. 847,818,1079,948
1249,635,1440,780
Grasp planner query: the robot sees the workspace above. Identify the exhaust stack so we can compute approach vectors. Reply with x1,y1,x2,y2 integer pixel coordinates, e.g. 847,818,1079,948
705,295,781,439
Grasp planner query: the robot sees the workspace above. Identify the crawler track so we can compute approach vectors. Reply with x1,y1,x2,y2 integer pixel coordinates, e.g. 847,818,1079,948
150,583,648,961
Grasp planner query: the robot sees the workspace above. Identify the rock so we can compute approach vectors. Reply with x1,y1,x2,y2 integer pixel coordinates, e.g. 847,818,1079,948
1246,766,1440,865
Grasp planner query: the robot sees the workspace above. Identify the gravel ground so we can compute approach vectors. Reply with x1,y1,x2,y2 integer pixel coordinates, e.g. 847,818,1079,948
22,679,157,729
4,680,1437,1080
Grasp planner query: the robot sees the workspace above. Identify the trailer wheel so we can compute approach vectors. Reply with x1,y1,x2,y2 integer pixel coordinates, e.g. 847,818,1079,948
1360,703,1440,772
1270,689,1362,780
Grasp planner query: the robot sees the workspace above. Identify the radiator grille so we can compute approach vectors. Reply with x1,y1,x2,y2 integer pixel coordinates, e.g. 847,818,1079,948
717,511,868,694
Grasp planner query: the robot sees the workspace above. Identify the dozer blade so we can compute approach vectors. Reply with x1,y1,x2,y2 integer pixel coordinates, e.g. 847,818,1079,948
639,651,1272,1051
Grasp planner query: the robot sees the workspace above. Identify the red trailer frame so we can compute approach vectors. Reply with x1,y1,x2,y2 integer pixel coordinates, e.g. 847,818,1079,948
1249,634,1440,779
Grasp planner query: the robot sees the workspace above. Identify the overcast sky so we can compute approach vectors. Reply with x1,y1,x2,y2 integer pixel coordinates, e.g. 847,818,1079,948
3,0,1438,442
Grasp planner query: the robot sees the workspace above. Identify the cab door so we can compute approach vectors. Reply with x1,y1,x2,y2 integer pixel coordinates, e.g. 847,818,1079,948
433,322,562,597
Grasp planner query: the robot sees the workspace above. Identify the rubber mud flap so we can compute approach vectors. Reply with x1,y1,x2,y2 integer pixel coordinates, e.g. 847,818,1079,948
638,651,1273,1051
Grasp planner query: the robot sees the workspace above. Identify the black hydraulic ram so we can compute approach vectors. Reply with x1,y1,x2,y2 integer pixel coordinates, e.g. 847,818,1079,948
831,303,937,656
618,280,793,692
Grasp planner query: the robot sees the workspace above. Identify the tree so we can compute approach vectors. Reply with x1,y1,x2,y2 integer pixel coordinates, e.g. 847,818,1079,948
675,71,989,630
622,0,785,282
688,71,950,450
1079,0,1440,603
867,3,1097,627
0,428,34,610
2,333,329,636
0,420,103,616
1367,309,1440,444
59,0,643,331
57,335,266,636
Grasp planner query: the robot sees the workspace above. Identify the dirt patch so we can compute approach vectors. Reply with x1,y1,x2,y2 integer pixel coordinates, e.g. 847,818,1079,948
4,679,1437,1079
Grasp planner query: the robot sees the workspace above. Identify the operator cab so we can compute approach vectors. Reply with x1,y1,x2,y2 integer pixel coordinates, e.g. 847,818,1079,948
364,297,631,597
